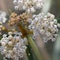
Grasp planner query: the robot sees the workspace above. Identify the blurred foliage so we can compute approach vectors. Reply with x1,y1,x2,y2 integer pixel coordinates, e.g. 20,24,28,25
50,0,60,18
0,54,3,60
57,18,60,23
26,45,34,60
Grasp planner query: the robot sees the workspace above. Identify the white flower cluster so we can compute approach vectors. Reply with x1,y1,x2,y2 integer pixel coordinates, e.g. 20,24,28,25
13,0,44,13
0,11,7,23
28,13,58,42
0,32,27,60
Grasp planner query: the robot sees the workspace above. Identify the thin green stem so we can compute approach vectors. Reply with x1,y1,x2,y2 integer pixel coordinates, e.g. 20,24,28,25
27,35,43,60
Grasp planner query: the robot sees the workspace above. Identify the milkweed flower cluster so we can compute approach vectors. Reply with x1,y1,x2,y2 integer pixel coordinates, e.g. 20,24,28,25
8,12,58,43
28,13,58,42
0,32,27,60
13,0,44,13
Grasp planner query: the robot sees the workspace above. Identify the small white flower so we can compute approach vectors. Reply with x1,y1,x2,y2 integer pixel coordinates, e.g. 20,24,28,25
22,5,26,10
36,3,41,9
13,0,17,4
5,54,11,58
1,42,6,46
13,47,17,52
2,49,7,54
0,11,7,23
15,6,19,10
8,32,13,35
39,29,45,35
9,50,13,55
27,9,31,13
30,7,36,13
8,35,13,40
18,0,23,3
3,34,7,38
8,41,13,46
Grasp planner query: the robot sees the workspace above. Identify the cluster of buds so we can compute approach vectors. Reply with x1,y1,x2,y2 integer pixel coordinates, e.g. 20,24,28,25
28,13,58,42
13,0,44,13
0,32,27,60
8,12,18,25
8,12,30,26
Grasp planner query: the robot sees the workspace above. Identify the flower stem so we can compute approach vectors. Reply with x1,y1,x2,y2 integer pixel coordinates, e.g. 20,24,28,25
17,23,43,60
27,35,43,60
